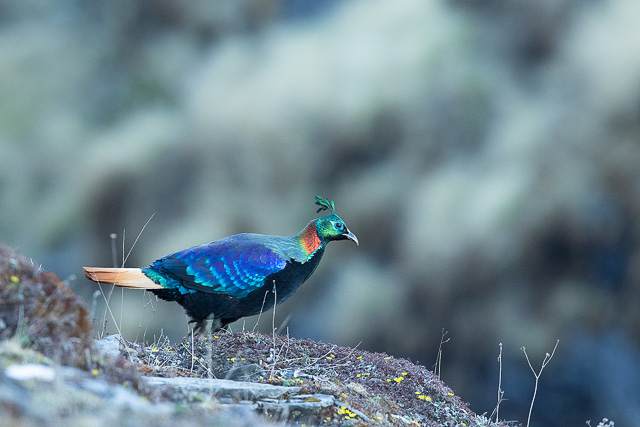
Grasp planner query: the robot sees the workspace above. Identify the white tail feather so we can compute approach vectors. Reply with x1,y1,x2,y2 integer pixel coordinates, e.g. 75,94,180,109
83,267,163,289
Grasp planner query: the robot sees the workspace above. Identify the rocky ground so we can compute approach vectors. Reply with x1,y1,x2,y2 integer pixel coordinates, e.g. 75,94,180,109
0,246,511,426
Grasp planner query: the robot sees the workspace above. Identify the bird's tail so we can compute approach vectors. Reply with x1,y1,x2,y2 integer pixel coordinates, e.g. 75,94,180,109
83,267,163,289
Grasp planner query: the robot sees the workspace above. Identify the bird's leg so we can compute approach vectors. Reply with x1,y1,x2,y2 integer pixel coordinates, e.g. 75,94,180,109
191,318,216,335
191,320,206,335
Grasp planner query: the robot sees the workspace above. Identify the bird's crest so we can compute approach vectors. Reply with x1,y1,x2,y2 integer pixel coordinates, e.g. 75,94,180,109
315,196,335,213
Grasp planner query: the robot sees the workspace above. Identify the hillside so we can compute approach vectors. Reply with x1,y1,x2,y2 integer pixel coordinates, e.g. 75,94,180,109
0,245,508,426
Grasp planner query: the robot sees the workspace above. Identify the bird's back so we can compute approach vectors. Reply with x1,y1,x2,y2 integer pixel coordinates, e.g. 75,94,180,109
142,232,311,299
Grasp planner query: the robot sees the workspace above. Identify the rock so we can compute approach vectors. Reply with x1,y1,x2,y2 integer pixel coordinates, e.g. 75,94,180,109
224,363,265,382
141,376,301,401
0,372,47,423
4,364,56,382
92,334,144,364
141,375,338,423
0,360,175,424
92,334,125,360
256,393,336,421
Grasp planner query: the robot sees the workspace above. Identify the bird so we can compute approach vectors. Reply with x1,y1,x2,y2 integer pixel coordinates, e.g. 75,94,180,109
83,196,358,333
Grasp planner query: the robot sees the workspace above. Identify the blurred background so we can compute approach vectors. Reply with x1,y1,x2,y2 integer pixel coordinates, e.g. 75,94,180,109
1,0,639,424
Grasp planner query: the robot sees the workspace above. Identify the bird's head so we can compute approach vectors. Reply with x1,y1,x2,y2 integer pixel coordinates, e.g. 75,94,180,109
313,196,358,245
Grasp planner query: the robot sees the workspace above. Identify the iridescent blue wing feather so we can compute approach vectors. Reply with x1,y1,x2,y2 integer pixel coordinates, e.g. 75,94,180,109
143,234,291,299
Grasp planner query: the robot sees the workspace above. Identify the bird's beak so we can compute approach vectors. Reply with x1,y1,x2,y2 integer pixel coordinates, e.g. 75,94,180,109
344,229,359,246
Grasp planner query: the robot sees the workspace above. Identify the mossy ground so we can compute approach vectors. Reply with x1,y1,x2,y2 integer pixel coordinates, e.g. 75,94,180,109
132,331,510,426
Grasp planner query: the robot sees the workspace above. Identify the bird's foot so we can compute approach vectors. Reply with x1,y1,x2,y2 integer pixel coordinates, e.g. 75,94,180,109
190,318,221,336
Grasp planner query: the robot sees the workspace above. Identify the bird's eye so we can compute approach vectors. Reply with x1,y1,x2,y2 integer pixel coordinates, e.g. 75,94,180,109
334,222,344,231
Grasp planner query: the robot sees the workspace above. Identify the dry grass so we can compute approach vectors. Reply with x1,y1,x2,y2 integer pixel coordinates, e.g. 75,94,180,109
0,245,91,366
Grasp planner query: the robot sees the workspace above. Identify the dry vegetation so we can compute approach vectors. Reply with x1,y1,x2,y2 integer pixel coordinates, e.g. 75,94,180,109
0,246,91,366
132,331,503,426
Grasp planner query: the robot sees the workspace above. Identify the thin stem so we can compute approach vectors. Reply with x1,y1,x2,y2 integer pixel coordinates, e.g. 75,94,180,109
434,329,450,379
495,342,504,423
252,289,270,333
522,339,560,427
122,213,155,267
272,280,277,349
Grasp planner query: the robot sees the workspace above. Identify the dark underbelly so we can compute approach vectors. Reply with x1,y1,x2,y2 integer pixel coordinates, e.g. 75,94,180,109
155,249,325,322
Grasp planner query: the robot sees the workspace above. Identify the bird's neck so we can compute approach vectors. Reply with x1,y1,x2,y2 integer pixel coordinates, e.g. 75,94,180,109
297,220,324,258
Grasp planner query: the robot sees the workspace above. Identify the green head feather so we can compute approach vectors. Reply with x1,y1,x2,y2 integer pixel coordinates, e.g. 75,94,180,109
305,195,358,246
315,196,336,214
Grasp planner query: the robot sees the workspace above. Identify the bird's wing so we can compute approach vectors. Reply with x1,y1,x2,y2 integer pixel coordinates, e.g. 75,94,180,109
146,234,292,299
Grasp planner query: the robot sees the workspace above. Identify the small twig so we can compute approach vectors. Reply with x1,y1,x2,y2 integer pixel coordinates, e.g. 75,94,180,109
122,213,155,267
97,281,123,338
305,345,339,370
492,342,504,423
206,330,214,381
121,229,125,268
522,339,560,427
190,329,195,371
337,341,362,363
98,214,154,341
119,229,126,329
252,288,270,333
136,291,157,342
268,330,292,380
272,280,277,347
89,290,100,324
283,327,291,361
434,329,450,379
120,288,124,335
110,233,118,268
277,313,292,333
101,233,122,337
145,332,177,369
